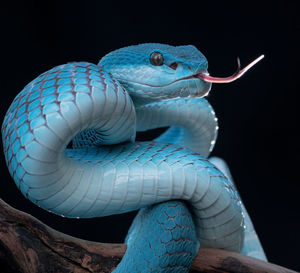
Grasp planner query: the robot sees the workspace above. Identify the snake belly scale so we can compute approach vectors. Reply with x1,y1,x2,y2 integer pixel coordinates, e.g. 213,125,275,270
2,43,265,272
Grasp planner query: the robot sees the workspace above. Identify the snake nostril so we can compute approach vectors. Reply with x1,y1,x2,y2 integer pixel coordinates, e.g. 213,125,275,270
169,62,178,70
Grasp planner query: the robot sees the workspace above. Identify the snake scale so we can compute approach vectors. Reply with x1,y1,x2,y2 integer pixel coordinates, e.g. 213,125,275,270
2,43,266,272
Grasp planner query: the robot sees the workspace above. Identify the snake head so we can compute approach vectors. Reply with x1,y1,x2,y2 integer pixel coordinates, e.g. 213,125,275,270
99,43,264,105
98,43,211,105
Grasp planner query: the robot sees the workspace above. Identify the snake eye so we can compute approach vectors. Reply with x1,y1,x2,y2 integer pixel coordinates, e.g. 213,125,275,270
150,51,164,66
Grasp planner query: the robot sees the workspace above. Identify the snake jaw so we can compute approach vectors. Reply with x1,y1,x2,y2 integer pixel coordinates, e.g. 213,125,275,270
195,55,264,83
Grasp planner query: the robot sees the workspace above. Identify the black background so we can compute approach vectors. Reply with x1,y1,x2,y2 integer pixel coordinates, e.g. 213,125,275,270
1,1,299,271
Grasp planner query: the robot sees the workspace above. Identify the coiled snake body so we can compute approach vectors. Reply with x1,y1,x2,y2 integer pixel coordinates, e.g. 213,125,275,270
2,43,266,272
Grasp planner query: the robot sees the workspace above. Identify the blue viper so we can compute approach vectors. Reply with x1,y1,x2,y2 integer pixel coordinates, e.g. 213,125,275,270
2,43,265,272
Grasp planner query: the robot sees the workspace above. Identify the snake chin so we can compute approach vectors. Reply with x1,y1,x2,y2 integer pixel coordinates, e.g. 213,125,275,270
119,77,211,106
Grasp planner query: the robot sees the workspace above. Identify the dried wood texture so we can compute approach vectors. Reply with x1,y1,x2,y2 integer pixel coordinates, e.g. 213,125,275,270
0,199,297,273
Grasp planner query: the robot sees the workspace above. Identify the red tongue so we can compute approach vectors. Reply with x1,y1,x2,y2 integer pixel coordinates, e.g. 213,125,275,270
197,55,264,83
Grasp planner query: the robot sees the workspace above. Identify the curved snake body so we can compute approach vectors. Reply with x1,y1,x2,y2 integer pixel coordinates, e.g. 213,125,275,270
2,44,266,272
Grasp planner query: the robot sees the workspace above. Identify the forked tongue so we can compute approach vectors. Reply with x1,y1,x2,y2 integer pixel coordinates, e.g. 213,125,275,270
197,55,264,83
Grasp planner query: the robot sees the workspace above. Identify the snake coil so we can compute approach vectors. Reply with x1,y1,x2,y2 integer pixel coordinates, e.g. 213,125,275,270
2,43,265,272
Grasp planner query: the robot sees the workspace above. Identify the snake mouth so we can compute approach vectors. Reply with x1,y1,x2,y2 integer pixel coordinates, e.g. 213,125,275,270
116,55,264,91
192,55,264,83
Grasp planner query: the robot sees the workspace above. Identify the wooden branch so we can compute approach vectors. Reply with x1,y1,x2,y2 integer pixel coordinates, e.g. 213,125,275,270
0,199,296,273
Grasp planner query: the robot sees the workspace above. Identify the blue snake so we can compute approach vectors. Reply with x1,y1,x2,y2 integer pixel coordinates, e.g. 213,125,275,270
2,43,266,272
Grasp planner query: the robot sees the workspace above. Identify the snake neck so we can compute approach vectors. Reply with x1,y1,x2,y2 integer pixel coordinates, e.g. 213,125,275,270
135,97,218,157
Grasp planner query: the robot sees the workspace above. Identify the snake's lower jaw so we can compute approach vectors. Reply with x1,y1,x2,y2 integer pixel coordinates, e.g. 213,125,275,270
123,78,211,105
187,78,212,98
197,81,212,97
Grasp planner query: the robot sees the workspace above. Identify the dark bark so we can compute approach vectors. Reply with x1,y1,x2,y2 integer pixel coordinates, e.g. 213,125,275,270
0,199,297,273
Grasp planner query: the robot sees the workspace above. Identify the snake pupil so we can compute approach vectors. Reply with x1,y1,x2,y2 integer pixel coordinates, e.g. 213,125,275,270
150,51,164,66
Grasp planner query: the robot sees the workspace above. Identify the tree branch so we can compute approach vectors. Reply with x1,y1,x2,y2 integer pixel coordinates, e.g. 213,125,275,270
0,199,296,273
